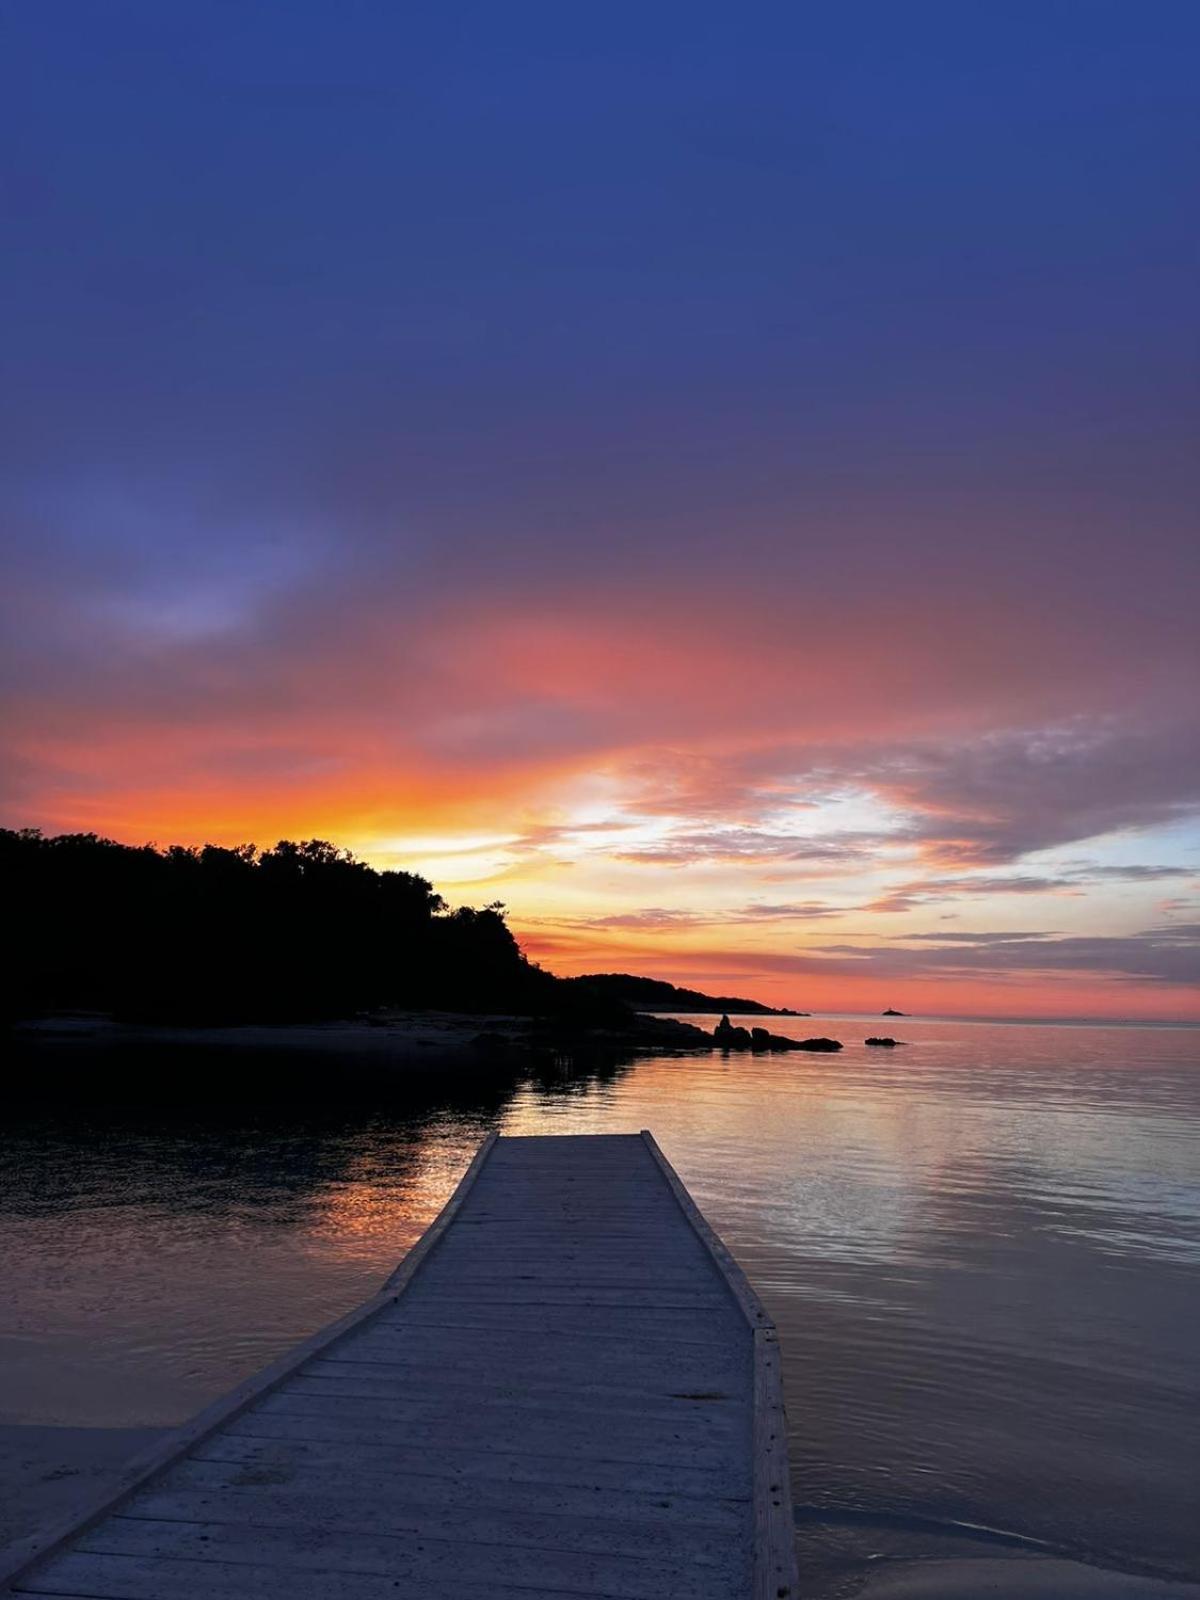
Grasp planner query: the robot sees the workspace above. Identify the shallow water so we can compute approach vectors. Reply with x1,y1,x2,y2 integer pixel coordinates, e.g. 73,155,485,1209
2,1015,1198,1592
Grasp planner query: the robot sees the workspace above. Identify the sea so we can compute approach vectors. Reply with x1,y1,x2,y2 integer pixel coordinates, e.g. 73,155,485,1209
2,1014,1198,1595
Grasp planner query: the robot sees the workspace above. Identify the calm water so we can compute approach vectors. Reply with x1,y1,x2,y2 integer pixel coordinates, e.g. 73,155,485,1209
2,1016,1198,1593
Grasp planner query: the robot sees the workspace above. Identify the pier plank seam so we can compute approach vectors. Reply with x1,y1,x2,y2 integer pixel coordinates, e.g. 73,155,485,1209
2,1130,798,1600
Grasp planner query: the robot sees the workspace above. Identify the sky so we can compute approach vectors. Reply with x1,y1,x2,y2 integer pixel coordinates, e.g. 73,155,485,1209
2,2,1198,1019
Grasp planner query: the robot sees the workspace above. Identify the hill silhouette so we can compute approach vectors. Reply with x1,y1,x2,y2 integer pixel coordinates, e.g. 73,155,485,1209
565,974,802,1015
3,829,565,1024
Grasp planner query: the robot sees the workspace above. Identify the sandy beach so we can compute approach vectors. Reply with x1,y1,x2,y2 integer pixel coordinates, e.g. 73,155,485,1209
9,1008,716,1073
0,1425,163,1556
856,1555,1200,1598
10,1010,536,1064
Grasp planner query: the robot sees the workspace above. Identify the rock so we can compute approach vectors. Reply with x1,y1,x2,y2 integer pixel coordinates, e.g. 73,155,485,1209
712,1017,841,1052
882,1008,906,1017
865,1036,899,1047
712,1014,754,1049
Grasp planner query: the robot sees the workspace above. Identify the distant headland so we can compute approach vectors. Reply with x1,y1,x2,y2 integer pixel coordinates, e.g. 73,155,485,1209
562,974,807,1016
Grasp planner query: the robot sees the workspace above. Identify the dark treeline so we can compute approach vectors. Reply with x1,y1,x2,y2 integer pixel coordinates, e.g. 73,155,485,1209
3,829,568,1023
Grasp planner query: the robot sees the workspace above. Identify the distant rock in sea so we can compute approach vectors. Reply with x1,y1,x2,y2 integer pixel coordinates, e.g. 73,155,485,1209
865,1036,900,1047
714,1015,842,1052
882,1008,906,1016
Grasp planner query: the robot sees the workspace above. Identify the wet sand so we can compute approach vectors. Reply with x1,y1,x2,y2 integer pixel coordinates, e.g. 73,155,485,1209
857,1555,1200,1598
0,1425,164,1556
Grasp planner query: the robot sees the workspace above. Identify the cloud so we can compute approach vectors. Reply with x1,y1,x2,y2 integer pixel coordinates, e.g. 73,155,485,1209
808,925,1200,987
610,826,898,867
1076,864,1196,882
899,929,1058,943
523,899,843,934
864,875,1072,913
863,861,1198,914
737,901,844,919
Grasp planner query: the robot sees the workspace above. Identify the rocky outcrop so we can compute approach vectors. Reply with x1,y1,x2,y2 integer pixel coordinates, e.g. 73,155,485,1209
714,1015,842,1052
865,1036,900,1047
714,1013,754,1049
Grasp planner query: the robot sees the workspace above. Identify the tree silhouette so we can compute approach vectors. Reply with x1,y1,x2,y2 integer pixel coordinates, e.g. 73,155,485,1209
2,829,557,1024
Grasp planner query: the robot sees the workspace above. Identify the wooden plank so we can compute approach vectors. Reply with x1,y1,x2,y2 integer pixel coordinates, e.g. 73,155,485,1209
65,1517,742,1599
287,1370,743,1417
151,1455,750,1530
328,1326,747,1378
387,1281,730,1304
344,1315,740,1350
297,1359,743,1403
258,1385,741,1438
190,1433,751,1501
416,1258,719,1278
224,1409,743,1473
18,1551,688,1600
118,1482,740,1564
379,1304,740,1339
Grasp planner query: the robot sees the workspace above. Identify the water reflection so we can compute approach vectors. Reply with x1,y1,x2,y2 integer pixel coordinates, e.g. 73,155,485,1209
1,1017,1197,1590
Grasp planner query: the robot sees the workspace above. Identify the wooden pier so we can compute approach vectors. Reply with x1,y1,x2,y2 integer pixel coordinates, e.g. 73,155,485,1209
1,1132,797,1600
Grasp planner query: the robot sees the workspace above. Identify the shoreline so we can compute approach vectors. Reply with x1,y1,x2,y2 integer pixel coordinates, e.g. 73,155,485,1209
2,1425,1195,1599
6,1008,718,1068
6,1008,849,1068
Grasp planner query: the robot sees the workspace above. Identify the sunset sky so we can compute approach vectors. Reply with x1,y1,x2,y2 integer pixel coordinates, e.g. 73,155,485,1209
3,4,1198,1018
